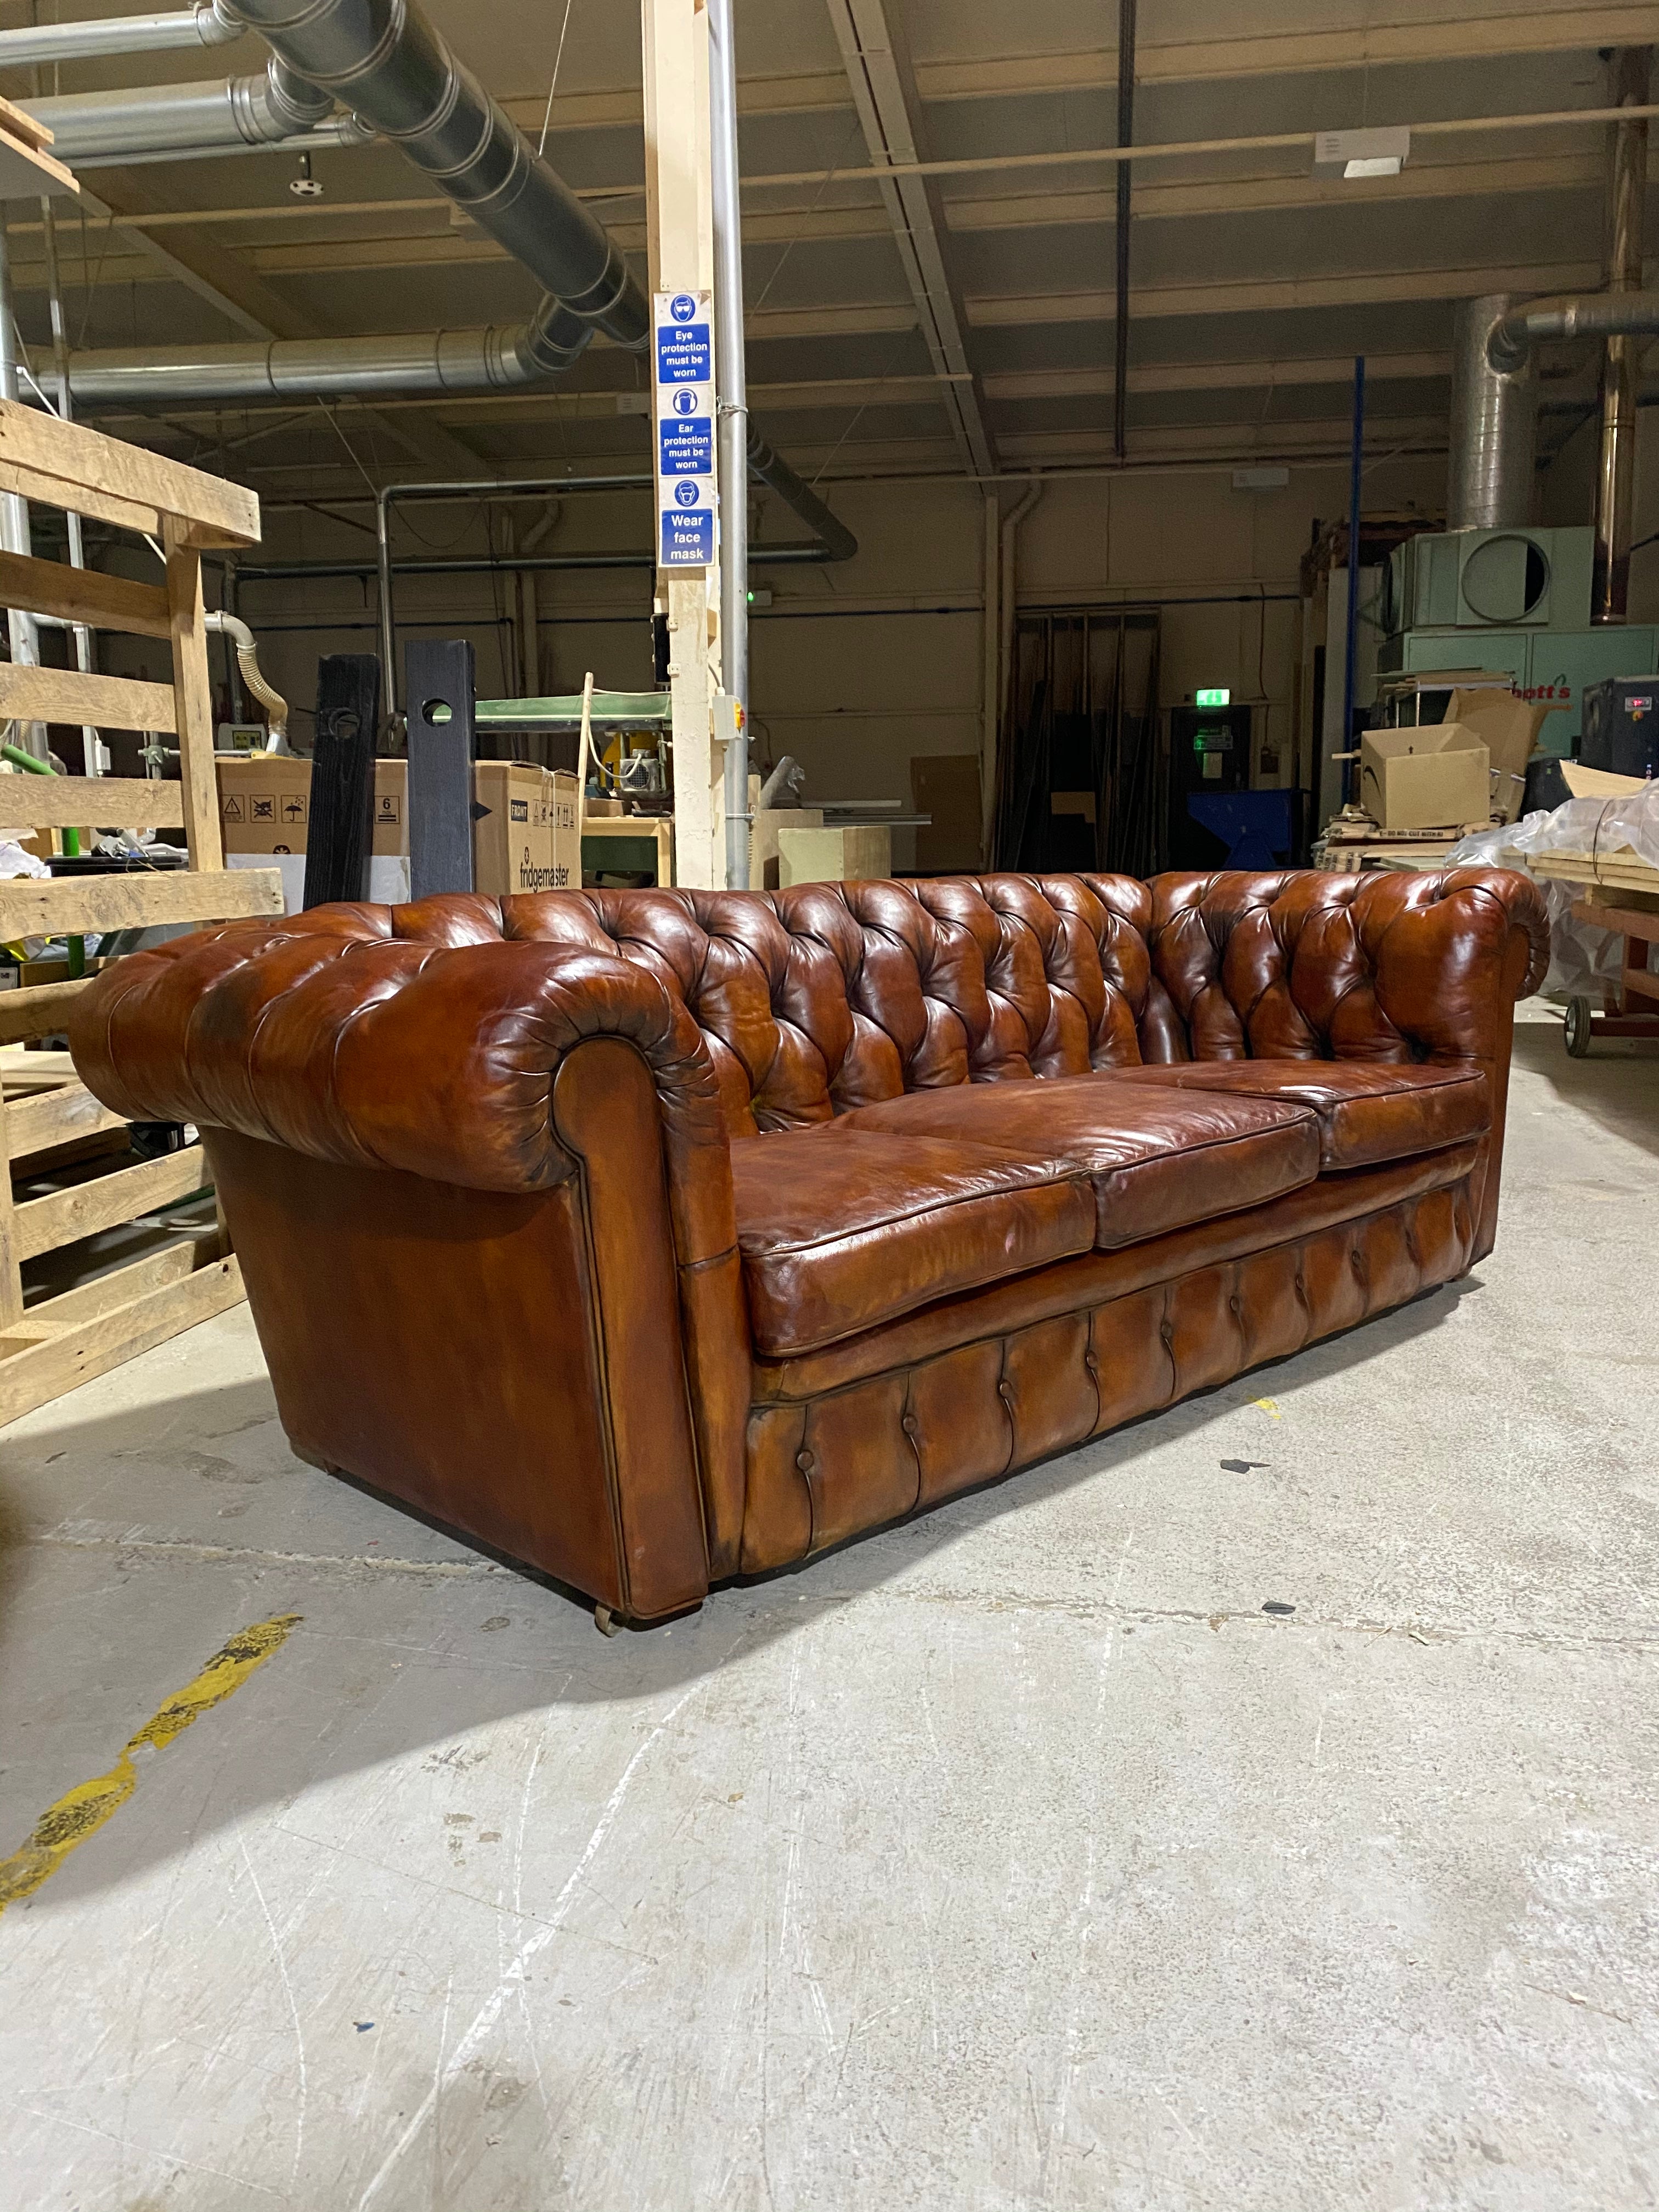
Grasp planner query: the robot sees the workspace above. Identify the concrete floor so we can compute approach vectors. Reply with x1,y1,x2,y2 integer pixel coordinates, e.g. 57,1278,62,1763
1,1002,1655,2211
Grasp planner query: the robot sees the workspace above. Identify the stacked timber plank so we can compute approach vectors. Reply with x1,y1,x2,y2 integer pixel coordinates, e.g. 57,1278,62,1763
0,399,283,1425
0,93,77,201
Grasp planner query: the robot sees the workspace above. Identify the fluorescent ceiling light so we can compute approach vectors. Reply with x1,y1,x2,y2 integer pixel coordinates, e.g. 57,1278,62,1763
1313,127,1411,179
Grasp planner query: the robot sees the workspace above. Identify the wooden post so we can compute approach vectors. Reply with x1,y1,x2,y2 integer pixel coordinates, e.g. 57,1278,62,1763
643,0,724,890
163,512,225,871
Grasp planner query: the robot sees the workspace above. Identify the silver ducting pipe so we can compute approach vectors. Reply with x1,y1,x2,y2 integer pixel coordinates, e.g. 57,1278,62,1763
72,113,371,168
67,317,590,406
1487,291,1659,373
0,3,240,66
219,0,645,352
1451,286,1659,535
1448,294,1536,531
26,59,331,162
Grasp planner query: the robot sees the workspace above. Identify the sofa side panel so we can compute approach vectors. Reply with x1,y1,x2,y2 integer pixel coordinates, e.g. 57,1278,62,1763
551,1039,714,1615
207,1127,632,1611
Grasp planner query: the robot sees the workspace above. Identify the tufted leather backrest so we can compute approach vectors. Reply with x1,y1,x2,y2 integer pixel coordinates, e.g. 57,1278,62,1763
235,867,1544,1142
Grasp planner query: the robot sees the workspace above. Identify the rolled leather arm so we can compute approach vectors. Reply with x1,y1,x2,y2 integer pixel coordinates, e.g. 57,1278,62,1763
1146,866,1550,1062
70,915,731,1234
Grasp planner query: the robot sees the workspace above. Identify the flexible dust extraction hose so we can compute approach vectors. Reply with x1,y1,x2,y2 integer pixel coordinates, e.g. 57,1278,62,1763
206,610,289,749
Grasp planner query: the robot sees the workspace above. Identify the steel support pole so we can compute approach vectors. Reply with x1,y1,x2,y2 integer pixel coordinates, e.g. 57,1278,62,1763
1341,354,1366,807
1594,45,1650,623
708,0,749,890
40,197,101,773
1113,0,1137,462
0,215,46,760
644,0,723,890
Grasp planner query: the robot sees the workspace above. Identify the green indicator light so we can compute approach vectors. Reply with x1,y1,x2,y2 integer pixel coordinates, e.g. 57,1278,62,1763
1195,687,1231,707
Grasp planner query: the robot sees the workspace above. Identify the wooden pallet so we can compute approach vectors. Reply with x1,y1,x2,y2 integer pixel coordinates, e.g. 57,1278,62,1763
0,399,281,1426
1319,820,1483,874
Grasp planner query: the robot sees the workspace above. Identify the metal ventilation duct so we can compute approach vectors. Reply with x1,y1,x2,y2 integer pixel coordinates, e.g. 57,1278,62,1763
27,60,333,163
218,0,646,353
0,2,242,66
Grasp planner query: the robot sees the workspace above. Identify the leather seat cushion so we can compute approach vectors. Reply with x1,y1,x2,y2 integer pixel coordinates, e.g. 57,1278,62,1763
834,1076,1321,1250
1107,1058,1490,1170
732,1128,1097,1357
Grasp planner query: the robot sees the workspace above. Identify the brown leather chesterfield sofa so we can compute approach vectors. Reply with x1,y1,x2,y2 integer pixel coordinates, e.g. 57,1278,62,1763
70,867,1547,1627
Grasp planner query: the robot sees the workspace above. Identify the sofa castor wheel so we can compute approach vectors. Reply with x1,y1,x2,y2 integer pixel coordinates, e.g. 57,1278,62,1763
594,1604,621,1637
1565,995,1594,1058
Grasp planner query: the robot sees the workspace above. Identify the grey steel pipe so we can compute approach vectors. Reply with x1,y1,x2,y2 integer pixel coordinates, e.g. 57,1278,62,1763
747,427,857,563
709,0,749,890
1594,48,1650,623
1486,291,1659,374
1447,294,1536,530
67,318,590,408
72,114,371,168
26,59,331,162
0,3,240,66
218,0,645,352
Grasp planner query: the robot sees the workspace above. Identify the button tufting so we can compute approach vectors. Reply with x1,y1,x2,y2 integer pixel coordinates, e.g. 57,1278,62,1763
795,1448,815,1473
901,1413,918,1436
1159,1319,1174,1345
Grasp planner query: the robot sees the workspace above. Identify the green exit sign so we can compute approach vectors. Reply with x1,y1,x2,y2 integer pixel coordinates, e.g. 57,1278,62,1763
1195,687,1231,707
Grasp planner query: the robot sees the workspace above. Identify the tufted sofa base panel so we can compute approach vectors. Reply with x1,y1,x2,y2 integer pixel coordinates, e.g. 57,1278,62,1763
739,1177,1475,1573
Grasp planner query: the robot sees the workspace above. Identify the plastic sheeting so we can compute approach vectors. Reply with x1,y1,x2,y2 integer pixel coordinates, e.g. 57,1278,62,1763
1448,800,1656,1002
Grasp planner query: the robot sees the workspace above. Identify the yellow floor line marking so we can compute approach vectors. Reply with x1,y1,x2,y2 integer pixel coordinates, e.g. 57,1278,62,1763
0,1613,302,1918
1252,1397,1282,1419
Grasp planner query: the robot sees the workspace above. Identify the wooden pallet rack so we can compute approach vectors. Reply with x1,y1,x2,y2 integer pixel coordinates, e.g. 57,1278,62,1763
0,398,283,1425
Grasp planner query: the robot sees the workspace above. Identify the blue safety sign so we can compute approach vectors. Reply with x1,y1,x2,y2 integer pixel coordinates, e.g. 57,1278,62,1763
653,288,716,570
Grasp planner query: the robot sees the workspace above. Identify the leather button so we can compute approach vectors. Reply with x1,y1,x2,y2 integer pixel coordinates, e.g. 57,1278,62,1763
996,1380,1013,1402
795,1448,815,1472
901,1413,918,1436
1084,1352,1100,1376
1351,1249,1365,1273
1228,1294,1242,1316
1159,1319,1174,1345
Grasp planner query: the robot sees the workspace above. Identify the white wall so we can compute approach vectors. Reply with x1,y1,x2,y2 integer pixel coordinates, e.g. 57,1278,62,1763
218,450,1444,866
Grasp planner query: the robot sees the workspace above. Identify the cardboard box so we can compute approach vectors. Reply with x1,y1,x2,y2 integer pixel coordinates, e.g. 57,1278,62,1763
776,822,891,887
1358,724,1491,831
216,757,580,896
1446,687,1567,823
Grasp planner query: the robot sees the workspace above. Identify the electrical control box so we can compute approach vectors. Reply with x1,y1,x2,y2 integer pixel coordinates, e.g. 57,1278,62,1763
1581,676,1659,777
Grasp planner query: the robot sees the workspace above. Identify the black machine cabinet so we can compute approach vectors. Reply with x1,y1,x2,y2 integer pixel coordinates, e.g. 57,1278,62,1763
1581,676,1659,780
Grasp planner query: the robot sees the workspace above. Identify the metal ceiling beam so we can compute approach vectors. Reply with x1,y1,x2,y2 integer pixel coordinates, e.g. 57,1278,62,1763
487,9,1659,132
79,352,1458,433
4,150,1626,290
822,0,995,476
